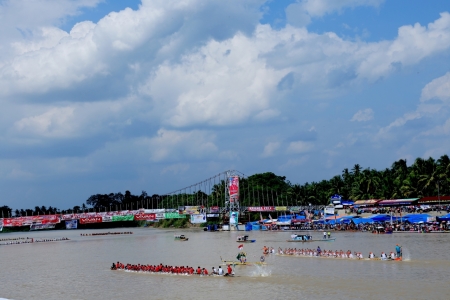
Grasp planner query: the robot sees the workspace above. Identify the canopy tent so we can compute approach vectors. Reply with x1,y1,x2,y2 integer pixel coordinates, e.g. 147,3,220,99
419,196,450,204
353,199,381,206
351,217,374,224
378,198,419,206
436,214,450,222
367,214,391,222
341,200,354,206
401,214,432,223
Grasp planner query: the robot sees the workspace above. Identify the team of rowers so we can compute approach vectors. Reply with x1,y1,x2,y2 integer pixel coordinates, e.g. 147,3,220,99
0,237,30,242
111,262,235,276
278,245,401,260
80,231,133,236
0,237,69,246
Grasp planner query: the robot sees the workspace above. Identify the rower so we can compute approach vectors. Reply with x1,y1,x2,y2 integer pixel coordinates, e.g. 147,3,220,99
212,267,218,275
218,266,224,275
225,264,233,276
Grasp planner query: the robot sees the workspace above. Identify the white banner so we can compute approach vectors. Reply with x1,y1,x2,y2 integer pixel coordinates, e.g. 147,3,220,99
190,214,206,224
324,207,335,215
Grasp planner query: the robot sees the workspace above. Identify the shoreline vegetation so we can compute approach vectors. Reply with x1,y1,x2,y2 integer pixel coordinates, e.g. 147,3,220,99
2,155,449,232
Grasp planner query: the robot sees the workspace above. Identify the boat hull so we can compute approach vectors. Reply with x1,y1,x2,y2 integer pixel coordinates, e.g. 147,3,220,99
236,240,255,243
220,260,266,266
287,238,336,242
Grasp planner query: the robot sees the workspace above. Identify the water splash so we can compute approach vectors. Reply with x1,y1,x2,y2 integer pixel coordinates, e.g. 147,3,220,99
249,265,271,277
402,248,411,261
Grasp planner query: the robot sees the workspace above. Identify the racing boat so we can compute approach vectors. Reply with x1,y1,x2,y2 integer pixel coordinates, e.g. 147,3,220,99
220,256,266,266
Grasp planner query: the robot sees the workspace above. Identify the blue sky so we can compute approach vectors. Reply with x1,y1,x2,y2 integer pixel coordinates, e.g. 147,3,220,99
1,0,450,210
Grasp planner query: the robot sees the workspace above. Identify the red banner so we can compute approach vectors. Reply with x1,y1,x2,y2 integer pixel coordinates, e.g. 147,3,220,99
134,213,156,221
79,217,102,224
2,215,60,227
228,176,239,203
247,206,275,212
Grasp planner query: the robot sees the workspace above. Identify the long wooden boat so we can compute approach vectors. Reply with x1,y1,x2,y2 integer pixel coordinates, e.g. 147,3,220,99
276,253,402,262
220,257,266,266
174,235,189,241
112,269,239,277
287,238,336,242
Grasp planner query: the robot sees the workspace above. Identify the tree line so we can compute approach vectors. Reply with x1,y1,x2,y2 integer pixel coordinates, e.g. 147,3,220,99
1,155,449,218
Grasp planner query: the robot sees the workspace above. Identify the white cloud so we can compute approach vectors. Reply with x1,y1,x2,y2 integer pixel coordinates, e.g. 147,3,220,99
378,72,450,138
143,128,218,162
421,72,450,103
143,32,285,127
261,142,280,157
287,141,314,154
351,108,374,122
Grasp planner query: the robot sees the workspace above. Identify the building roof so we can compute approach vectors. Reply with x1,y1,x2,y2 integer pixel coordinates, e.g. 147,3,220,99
378,198,420,206
353,199,381,206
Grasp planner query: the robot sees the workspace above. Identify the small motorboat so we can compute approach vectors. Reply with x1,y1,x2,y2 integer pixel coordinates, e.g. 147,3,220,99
287,234,336,242
174,234,189,241
236,235,255,243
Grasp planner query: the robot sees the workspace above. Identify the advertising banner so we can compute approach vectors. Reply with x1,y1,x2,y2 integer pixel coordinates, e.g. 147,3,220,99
288,206,301,212
79,217,102,224
178,206,204,215
2,215,60,227
65,220,78,229
275,206,288,211
228,176,239,203
112,215,134,222
164,212,185,219
134,213,156,221
209,206,220,213
190,214,206,224
206,214,219,217
247,206,275,212
229,211,239,225
155,213,165,220
102,215,113,222
140,209,165,214
324,207,335,216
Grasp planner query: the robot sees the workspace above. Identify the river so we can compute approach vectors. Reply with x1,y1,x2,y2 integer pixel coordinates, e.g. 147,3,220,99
1,228,449,300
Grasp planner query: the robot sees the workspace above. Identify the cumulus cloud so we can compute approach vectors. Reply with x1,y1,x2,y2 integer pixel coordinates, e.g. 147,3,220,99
351,108,374,122
377,72,450,138
142,128,218,162
421,72,450,103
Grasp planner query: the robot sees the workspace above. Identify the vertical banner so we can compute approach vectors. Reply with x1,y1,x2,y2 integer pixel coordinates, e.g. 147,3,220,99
65,220,78,229
228,176,239,203
229,211,239,225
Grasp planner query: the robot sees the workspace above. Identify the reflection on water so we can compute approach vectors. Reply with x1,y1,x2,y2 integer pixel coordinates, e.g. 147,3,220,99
0,228,449,300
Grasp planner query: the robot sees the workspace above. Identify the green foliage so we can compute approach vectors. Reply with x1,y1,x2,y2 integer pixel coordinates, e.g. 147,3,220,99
153,218,189,228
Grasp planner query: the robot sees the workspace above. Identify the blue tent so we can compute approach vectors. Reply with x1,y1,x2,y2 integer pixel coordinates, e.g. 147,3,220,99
401,214,431,223
351,217,373,224
436,214,450,222
367,214,391,222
